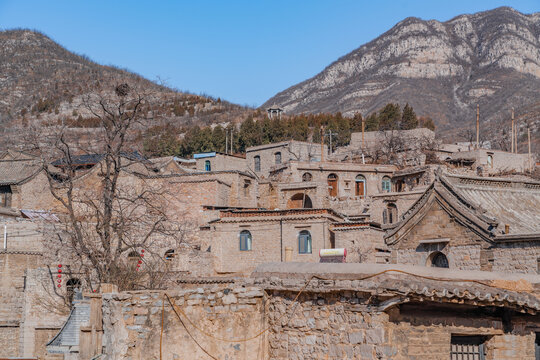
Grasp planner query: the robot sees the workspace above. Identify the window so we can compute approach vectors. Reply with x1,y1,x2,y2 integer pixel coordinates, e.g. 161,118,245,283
450,335,486,360
164,249,175,260
487,154,493,168
355,175,366,197
127,251,139,267
328,174,338,197
302,172,312,182
205,160,211,171
298,230,312,254
430,252,449,268
239,230,252,251
0,185,12,207
66,278,81,306
382,176,391,193
275,152,281,165
384,203,398,224
243,179,251,197
535,333,540,360
254,156,261,172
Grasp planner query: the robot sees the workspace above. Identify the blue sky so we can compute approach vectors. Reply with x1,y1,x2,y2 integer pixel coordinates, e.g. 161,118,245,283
0,1,538,106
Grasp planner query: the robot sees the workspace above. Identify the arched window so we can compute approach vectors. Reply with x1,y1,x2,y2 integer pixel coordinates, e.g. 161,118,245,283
382,176,391,193
254,156,261,172
239,230,252,251
302,172,312,182
127,250,139,267
327,173,338,197
275,152,282,165
66,278,81,305
205,160,211,171
164,249,175,260
287,193,313,209
430,252,449,268
355,175,366,197
298,230,312,254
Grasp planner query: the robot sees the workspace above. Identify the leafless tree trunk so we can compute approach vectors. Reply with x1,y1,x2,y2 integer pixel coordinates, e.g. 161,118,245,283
30,77,193,291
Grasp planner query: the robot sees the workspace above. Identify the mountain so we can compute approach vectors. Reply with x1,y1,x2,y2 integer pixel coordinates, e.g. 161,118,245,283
0,29,251,149
263,7,540,144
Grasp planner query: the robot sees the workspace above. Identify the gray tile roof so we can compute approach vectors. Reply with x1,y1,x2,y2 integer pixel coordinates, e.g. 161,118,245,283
0,159,42,186
446,175,540,235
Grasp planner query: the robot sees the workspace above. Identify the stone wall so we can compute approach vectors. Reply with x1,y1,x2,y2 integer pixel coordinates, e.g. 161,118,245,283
493,242,540,274
195,153,247,172
100,269,540,360
332,225,387,263
101,283,266,360
211,214,335,274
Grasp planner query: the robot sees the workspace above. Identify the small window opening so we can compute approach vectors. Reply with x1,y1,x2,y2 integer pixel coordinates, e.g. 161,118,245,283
382,176,391,193
430,252,449,268
239,230,252,251
302,172,312,182
205,160,211,171
164,249,175,260
275,152,281,165
450,335,486,359
298,230,312,254
254,156,261,172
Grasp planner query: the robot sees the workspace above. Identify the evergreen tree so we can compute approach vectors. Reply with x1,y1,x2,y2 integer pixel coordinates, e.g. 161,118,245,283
400,103,418,130
365,112,379,131
378,103,401,130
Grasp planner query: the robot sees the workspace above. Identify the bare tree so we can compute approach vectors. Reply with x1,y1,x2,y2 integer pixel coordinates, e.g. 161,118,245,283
31,77,193,291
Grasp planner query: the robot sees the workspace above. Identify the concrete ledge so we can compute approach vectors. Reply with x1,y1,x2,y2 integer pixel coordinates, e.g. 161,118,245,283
251,262,540,284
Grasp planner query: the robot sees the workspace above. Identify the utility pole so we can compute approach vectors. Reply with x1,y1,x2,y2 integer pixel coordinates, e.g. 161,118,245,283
476,104,480,150
511,108,514,153
230,129,234,154
361,116,365,149
528,126,532,173
515,117,519,153
320,126,325,163
325,130,338,155
225,131,228,155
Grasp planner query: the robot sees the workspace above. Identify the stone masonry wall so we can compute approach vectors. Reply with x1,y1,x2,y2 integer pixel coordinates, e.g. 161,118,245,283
101,277,540,360
101,283,266,360
493,242,540,274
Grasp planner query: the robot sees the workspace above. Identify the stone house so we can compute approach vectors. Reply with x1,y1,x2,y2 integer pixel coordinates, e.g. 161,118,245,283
262,161,397,215
446,148,533,175
0,210,69,359
385,172,540,273
246,140,327,178
206,208,344,274
0,156,57,211
193,152,247,172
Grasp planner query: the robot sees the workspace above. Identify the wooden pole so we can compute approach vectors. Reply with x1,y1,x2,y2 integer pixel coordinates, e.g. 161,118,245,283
225,131,228,155
320,125,325,163
515,118,518,153
230,129,233,154
528,126,532,173
511,108,514,153
476,104,480,149
361,117,365,149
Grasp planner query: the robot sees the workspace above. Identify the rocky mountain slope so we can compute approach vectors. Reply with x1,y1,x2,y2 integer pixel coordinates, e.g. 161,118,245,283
264,7,540,144
0,30,251,149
